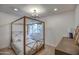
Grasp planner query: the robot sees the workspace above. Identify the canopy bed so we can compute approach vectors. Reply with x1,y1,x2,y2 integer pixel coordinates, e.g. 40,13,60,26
10,16,45,55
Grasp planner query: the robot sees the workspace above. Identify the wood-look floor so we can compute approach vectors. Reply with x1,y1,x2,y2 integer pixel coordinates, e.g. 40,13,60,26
0,48,15,55
36,45,55,55
0,45,55,55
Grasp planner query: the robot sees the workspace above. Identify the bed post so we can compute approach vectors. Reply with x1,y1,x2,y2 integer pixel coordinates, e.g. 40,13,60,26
43,22,45,48
10,22,16,54
23,16,26,55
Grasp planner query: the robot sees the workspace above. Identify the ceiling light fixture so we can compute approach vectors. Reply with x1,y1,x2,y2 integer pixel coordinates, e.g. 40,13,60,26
54,8,58,11
32,9,39,18
14,8,18,11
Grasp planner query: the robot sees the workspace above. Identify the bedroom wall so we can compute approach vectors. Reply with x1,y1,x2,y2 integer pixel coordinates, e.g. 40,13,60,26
75,5,79,27
41,11,75,47
0,12,18,49
0,10,76,49
0,12,46,49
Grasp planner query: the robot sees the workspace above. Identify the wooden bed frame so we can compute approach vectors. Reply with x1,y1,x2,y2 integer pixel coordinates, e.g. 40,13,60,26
10,16,45,55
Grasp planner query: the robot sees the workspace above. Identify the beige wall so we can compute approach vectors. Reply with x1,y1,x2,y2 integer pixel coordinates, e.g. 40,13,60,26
0,12,18,48
75,5,79,27
0,12,45,49
0,10,76,48
41,11,75,47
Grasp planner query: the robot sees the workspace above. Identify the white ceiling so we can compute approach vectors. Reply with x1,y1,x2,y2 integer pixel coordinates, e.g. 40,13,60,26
0,4,76,18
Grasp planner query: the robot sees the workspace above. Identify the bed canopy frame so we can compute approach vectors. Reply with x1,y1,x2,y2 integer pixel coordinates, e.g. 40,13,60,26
10,16,45,55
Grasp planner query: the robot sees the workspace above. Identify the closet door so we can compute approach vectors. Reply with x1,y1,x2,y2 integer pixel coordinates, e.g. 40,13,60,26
11,18,24,55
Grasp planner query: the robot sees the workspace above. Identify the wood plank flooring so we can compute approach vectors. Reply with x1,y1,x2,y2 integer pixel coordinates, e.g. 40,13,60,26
36,45,55,55
0,45,55,55
0,48,15,55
